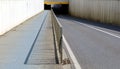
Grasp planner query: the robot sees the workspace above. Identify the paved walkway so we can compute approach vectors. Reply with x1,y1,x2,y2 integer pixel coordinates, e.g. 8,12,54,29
27,11,56,65
0,10,62,69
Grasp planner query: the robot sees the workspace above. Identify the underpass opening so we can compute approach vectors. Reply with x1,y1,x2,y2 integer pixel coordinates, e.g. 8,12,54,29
52,4,69,15
44,4,51,10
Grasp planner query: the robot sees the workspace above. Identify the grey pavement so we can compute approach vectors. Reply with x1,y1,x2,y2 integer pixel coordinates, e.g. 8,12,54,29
0,10,62,69
27,11,56,65
57,15,120,69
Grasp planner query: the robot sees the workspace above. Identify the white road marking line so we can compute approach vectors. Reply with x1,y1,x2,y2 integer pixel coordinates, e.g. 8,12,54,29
80,23,120,39
62,35,81,69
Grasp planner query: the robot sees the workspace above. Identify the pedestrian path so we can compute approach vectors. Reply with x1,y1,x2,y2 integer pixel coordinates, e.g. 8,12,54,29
27,11,56,65
0,10,62,69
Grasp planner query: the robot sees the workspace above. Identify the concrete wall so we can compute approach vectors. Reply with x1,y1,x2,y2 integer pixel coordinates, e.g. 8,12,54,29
0,0,44,35
69,0,120,25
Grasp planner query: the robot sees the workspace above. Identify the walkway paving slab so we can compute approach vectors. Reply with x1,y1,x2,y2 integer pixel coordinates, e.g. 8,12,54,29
0,10,62,69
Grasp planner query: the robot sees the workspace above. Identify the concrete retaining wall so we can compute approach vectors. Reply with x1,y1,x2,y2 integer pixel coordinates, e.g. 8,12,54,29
69,0,120,26
0,0,44,35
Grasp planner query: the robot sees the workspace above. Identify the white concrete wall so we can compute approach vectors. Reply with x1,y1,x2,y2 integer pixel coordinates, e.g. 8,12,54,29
0,0,44,35
69,0,120,26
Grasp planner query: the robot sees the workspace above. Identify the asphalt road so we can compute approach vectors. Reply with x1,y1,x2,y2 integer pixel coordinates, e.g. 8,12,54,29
57,15,120,69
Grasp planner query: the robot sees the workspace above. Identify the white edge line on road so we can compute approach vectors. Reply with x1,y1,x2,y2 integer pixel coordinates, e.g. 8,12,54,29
80,23,120,39
62,35,81,69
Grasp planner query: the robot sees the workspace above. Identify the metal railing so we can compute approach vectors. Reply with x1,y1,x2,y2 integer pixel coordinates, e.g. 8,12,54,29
51,9,63,64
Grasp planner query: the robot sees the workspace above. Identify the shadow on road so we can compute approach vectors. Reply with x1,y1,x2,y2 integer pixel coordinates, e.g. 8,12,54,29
57,15,120,32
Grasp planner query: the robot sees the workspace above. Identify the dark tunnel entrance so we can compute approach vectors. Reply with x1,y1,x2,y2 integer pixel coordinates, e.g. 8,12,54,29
52,4,69,14
44,4,51,10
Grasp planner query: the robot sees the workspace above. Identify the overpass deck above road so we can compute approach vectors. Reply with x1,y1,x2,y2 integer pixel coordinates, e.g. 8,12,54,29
44,0,69,4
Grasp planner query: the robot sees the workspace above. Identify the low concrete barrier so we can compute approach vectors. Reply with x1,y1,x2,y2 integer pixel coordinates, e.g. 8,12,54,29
51,9,63,64
51,10,75,69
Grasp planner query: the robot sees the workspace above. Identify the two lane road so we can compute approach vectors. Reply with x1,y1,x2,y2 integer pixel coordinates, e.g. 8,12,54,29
57,15,120,69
